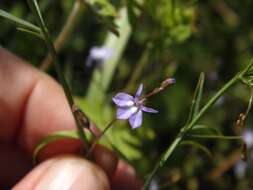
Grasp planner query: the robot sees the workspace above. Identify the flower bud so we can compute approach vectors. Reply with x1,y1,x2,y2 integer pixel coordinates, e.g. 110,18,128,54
161,78,176,88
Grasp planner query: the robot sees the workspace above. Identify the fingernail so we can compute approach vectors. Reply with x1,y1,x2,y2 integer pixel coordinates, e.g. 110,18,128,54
34,156,109,190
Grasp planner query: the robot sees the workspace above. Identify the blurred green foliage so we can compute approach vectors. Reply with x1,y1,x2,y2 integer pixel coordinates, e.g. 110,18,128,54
1,0,253,189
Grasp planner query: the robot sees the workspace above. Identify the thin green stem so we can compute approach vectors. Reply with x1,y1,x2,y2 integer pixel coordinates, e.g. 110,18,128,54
141,72,243,189
27,0,89,149
245,88,253,116
86,118,117,157
26,0,73,105
243,58,253,73
188,134,242,140
141,136,183,190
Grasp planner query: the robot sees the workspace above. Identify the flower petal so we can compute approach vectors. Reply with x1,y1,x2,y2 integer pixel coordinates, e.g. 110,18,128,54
86,56,93,67
234,161,247,179
112,93,134,107
117,106,138,120
141,106,158,113
242,129,253,147
129,110,143,129
135,84,143,98
90,47,113,60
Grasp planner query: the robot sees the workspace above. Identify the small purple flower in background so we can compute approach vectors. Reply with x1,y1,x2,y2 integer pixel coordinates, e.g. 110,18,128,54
234,128,253,178
149,179,159,190
234,160,247,179
214,96,224,107
242,128,253,148
86,46,113,67
112,84,158,129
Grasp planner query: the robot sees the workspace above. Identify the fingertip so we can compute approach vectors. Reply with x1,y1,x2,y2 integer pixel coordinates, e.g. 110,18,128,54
34,136,118,179
35,138,83,162
112,160,142,190
13,155,110,190
92,144,118,178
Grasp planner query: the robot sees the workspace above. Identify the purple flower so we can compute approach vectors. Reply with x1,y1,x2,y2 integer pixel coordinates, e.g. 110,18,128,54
234,128,253,178
112,84,158,129
149,179,159,190
242,128,253,148
86,46,113,66
234,160,247,179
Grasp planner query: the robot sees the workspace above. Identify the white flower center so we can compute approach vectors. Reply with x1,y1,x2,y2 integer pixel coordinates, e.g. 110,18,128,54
125,100,134,107
129,106,138,114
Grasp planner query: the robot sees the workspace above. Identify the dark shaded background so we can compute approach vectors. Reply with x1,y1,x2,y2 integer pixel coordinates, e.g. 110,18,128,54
1,0,253,189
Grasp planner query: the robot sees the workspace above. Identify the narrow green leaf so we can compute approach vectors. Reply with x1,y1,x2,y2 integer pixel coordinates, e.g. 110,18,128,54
17,27,43,38
187,72,205,123
180,140,212,158
188,134,242,140
30,0,46,27
0,9,41,33
191,124,222,135
33,131,92,163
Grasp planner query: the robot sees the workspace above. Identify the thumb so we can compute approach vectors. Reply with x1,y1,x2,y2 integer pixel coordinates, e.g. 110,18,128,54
13,155,110,190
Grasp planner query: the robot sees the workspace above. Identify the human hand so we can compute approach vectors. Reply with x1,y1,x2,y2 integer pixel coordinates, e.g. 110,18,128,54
0,48,142,190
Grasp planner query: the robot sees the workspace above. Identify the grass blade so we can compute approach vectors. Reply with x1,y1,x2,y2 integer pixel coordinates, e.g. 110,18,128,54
181,140,212,158
33,131,81,163
191,124,222,135
187,72,205,123
188,134,242,140
0,9,41,33
17,27,43,38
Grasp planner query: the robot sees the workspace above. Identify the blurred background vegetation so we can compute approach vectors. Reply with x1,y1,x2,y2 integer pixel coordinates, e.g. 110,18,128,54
1,0,253,189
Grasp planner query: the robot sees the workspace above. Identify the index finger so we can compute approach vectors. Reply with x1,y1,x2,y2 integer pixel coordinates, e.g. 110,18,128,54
0,47,76,153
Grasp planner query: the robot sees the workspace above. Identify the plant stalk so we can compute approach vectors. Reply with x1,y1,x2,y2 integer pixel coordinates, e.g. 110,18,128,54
27,0,89,149
141,73,241,189
40,0,84,71
86,118,117,157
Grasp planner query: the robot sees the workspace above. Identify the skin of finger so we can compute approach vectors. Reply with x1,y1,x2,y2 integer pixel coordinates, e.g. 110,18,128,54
0,48,78,186
0,48,41,142
13,155,110,190
0,143,31,188
111,160,142,190
17,65,77,154
0,47,76,152
37,140,118,178
92,145,118,178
